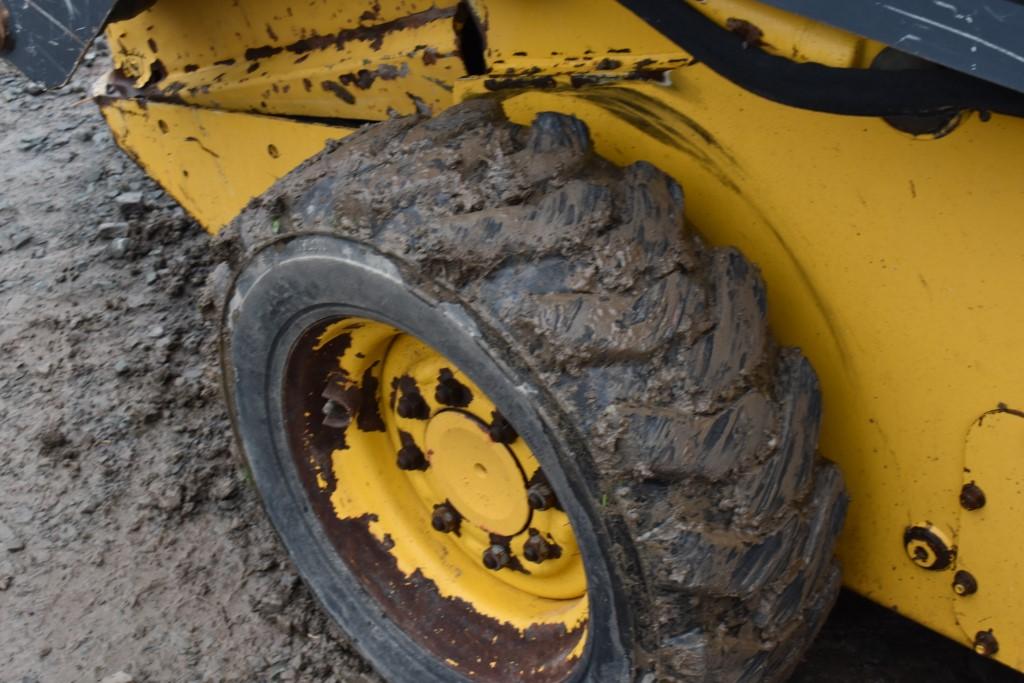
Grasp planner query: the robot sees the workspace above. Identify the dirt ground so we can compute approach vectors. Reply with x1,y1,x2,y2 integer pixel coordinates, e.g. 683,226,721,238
0,45,1021,683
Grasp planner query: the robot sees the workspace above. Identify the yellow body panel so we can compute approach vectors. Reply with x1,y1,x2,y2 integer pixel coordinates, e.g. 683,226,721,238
686,0,883,67
107,0,464,120
98,95,354,229
956,410,1024,668
97,0,1024,671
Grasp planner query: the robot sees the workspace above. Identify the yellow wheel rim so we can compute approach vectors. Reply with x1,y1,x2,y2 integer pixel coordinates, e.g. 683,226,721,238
284,316,588,680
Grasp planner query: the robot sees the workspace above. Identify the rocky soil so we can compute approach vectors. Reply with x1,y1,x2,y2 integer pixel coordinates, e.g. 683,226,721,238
0,42,1020,683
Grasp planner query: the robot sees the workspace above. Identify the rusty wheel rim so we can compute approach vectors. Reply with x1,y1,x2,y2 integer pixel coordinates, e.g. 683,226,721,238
282,315,589,681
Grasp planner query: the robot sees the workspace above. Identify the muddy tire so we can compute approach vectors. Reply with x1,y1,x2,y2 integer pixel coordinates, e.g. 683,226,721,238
221,100,847,682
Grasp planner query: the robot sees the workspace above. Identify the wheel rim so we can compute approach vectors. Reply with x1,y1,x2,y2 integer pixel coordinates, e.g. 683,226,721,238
283,315,589,680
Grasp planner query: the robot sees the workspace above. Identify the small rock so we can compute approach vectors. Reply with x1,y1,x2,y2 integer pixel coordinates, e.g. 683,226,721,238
34,362,52,376
0,575,12,591
108,237,133,258
24,81,45,96
115,191,146,218
100,672,134,683
17,134,47,151
0,519,25,552
96,222,130,240
212,476,238,501
36,425,68,450
114,359,131,375
152,483,183,512
144,271,158,285
147,325,165,338
9,233,32,250
181,366,204,381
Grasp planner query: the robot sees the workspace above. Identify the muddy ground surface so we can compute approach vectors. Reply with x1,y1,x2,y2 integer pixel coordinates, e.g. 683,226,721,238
0,48,1021,683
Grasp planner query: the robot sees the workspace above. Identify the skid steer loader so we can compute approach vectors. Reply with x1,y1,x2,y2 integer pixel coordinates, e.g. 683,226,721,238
4,0,1024,679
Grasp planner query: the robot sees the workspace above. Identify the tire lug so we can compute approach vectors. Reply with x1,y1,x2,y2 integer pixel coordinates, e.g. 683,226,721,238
527,482,558,511
482,544,510,570
488,410,518,444
431,502,461,533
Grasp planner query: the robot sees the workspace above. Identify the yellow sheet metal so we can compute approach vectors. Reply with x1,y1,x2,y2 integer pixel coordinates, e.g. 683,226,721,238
106,0,464,120
956,410,1024,669
97,92,354,230
685,0,884,67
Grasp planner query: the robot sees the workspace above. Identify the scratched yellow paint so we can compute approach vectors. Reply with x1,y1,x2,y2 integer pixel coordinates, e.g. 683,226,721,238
106,0,464,120
98,94,354,231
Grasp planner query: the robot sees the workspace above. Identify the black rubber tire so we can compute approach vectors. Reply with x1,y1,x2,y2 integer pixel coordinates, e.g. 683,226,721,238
220,100,848,682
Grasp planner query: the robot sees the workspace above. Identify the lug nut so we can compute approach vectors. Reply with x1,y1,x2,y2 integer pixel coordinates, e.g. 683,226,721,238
321,399,350,429
960,482,986,511
435,369,472,407
482,544,510,570
397,389,430,420
488,410,518,444
527,482,558,511
523,532,561,564
953,570,978,596
431,503,460,534
974,630,999,657
396,438,428,471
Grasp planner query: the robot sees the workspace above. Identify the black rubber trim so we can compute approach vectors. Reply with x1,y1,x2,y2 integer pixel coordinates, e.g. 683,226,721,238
616,0,1024,117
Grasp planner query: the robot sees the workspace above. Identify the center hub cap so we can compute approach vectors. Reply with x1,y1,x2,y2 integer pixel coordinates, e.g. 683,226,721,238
424,410,530,536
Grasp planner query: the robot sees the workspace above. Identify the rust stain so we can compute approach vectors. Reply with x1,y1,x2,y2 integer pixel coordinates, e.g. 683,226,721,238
241,5,455,60
321,80,356,104
244,44,283,60
725,17,765,49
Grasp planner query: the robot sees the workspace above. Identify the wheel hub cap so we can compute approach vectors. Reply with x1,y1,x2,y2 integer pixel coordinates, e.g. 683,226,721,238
424,410,530,537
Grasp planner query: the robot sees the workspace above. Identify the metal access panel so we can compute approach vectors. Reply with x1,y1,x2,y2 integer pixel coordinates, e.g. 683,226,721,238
2,0,119,86
759,0,1024,95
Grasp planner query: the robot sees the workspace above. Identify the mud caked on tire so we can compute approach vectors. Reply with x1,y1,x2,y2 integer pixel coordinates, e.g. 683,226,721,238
221,100,847,682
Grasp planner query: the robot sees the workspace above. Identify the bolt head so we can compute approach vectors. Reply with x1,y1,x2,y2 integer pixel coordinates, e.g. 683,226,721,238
488,411,518,444
523,533,553,564
960,482,986,511
952,570,978,596
973,630,999,656
396,443,428,471
434,370,471,407
482,544,510,571
321,400,350,429
431,504,459,534
527,482,557,511
397,391,429,420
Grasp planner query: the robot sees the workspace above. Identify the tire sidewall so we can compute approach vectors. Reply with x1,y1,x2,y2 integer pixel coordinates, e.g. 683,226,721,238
221,234,636,682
